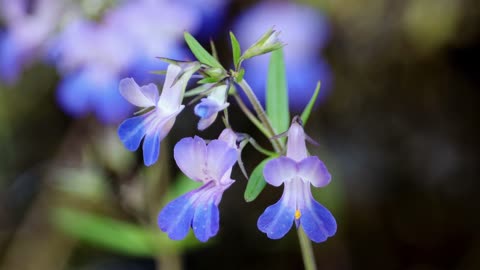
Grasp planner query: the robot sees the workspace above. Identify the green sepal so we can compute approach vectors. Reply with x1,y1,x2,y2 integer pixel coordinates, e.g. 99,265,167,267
197,77,219,84
235,68,245,82
184,32,223,69
230,31,241,68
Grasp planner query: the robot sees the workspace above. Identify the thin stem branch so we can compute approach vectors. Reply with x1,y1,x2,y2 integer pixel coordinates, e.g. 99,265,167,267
233,93,270,138
248,138,277,157
297,228,317,270
236,79,283,152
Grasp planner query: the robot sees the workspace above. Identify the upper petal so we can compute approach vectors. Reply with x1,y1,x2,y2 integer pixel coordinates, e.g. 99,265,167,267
158,193,195,241
206,140,238,181
257,197,295,239
192,198,220,242
298,156,331,187
300,199,337,243
263,157,297,186
119,78,158,107
174,136,208,182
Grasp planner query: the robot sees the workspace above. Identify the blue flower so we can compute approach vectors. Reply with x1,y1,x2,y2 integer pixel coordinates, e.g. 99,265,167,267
258,121,336,243
158,129,238,242
57,67,131,123
118,62,200,166
194,84,229,130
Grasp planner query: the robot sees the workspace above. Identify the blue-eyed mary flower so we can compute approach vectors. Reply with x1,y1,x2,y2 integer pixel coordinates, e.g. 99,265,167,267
117,62,200,166
158,129,238,242
194,84,229,130
258,121,336,243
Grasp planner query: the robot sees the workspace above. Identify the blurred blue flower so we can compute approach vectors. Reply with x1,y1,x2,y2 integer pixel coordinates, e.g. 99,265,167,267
0,0,63,84
177,0,230,40
258,121,336,242
158,129,238,242
233,2,332,110
48,0,201,122
57,66,130,123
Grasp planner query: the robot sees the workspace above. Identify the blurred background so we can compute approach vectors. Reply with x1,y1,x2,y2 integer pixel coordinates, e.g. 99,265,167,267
1,0,479,269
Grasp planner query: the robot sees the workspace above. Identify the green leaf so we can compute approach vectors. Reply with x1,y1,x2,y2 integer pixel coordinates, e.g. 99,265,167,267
197,77,219,84
230,32,241,68
52,207,201,256
266,49,290,143
184,32,223,69
301,81,321,126
244,157,274,202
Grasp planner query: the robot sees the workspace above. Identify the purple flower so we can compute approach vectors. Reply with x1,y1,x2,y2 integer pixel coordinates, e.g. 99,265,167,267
194,84,229,130
258,121,336,243
118,62,200,166
158,129,238,242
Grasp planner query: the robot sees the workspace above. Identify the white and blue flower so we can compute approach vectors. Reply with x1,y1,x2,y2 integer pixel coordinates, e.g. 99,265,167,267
194,84,229,130
158,129,238,242
118,62,200,166
258,121,336,243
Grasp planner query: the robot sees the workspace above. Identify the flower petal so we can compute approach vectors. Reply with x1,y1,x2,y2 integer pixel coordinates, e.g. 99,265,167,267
300,199,336,243
257,197,295,239
197,113,218,131
118,113,151,151
142,131,161,166
119,78,158,107
206,140,238,181
158,193,195,241
192,198,220,242
174,136,207,182
298,156,331,187
194,98,221,119
263,157,297,186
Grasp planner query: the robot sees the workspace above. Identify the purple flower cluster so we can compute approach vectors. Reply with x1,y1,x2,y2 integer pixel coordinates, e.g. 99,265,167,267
117,59,336,243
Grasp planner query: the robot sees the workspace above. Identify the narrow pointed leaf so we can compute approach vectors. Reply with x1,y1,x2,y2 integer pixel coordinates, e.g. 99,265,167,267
230,32,241,67
301,81,321,125
244,157,274,202
184,32,223,69
266,49,290,144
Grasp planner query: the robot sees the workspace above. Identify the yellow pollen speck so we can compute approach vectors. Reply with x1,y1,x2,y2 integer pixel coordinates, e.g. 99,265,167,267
295,209,301,220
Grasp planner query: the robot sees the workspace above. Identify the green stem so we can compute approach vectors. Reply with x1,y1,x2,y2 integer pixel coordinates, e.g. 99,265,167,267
297,228,317,270
236,79,283,152
233,93,270,138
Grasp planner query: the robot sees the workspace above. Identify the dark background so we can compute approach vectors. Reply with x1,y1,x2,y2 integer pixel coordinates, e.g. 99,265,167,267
1,0,479,269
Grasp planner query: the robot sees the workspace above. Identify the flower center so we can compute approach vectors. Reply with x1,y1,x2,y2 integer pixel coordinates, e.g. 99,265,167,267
295,209,301,220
